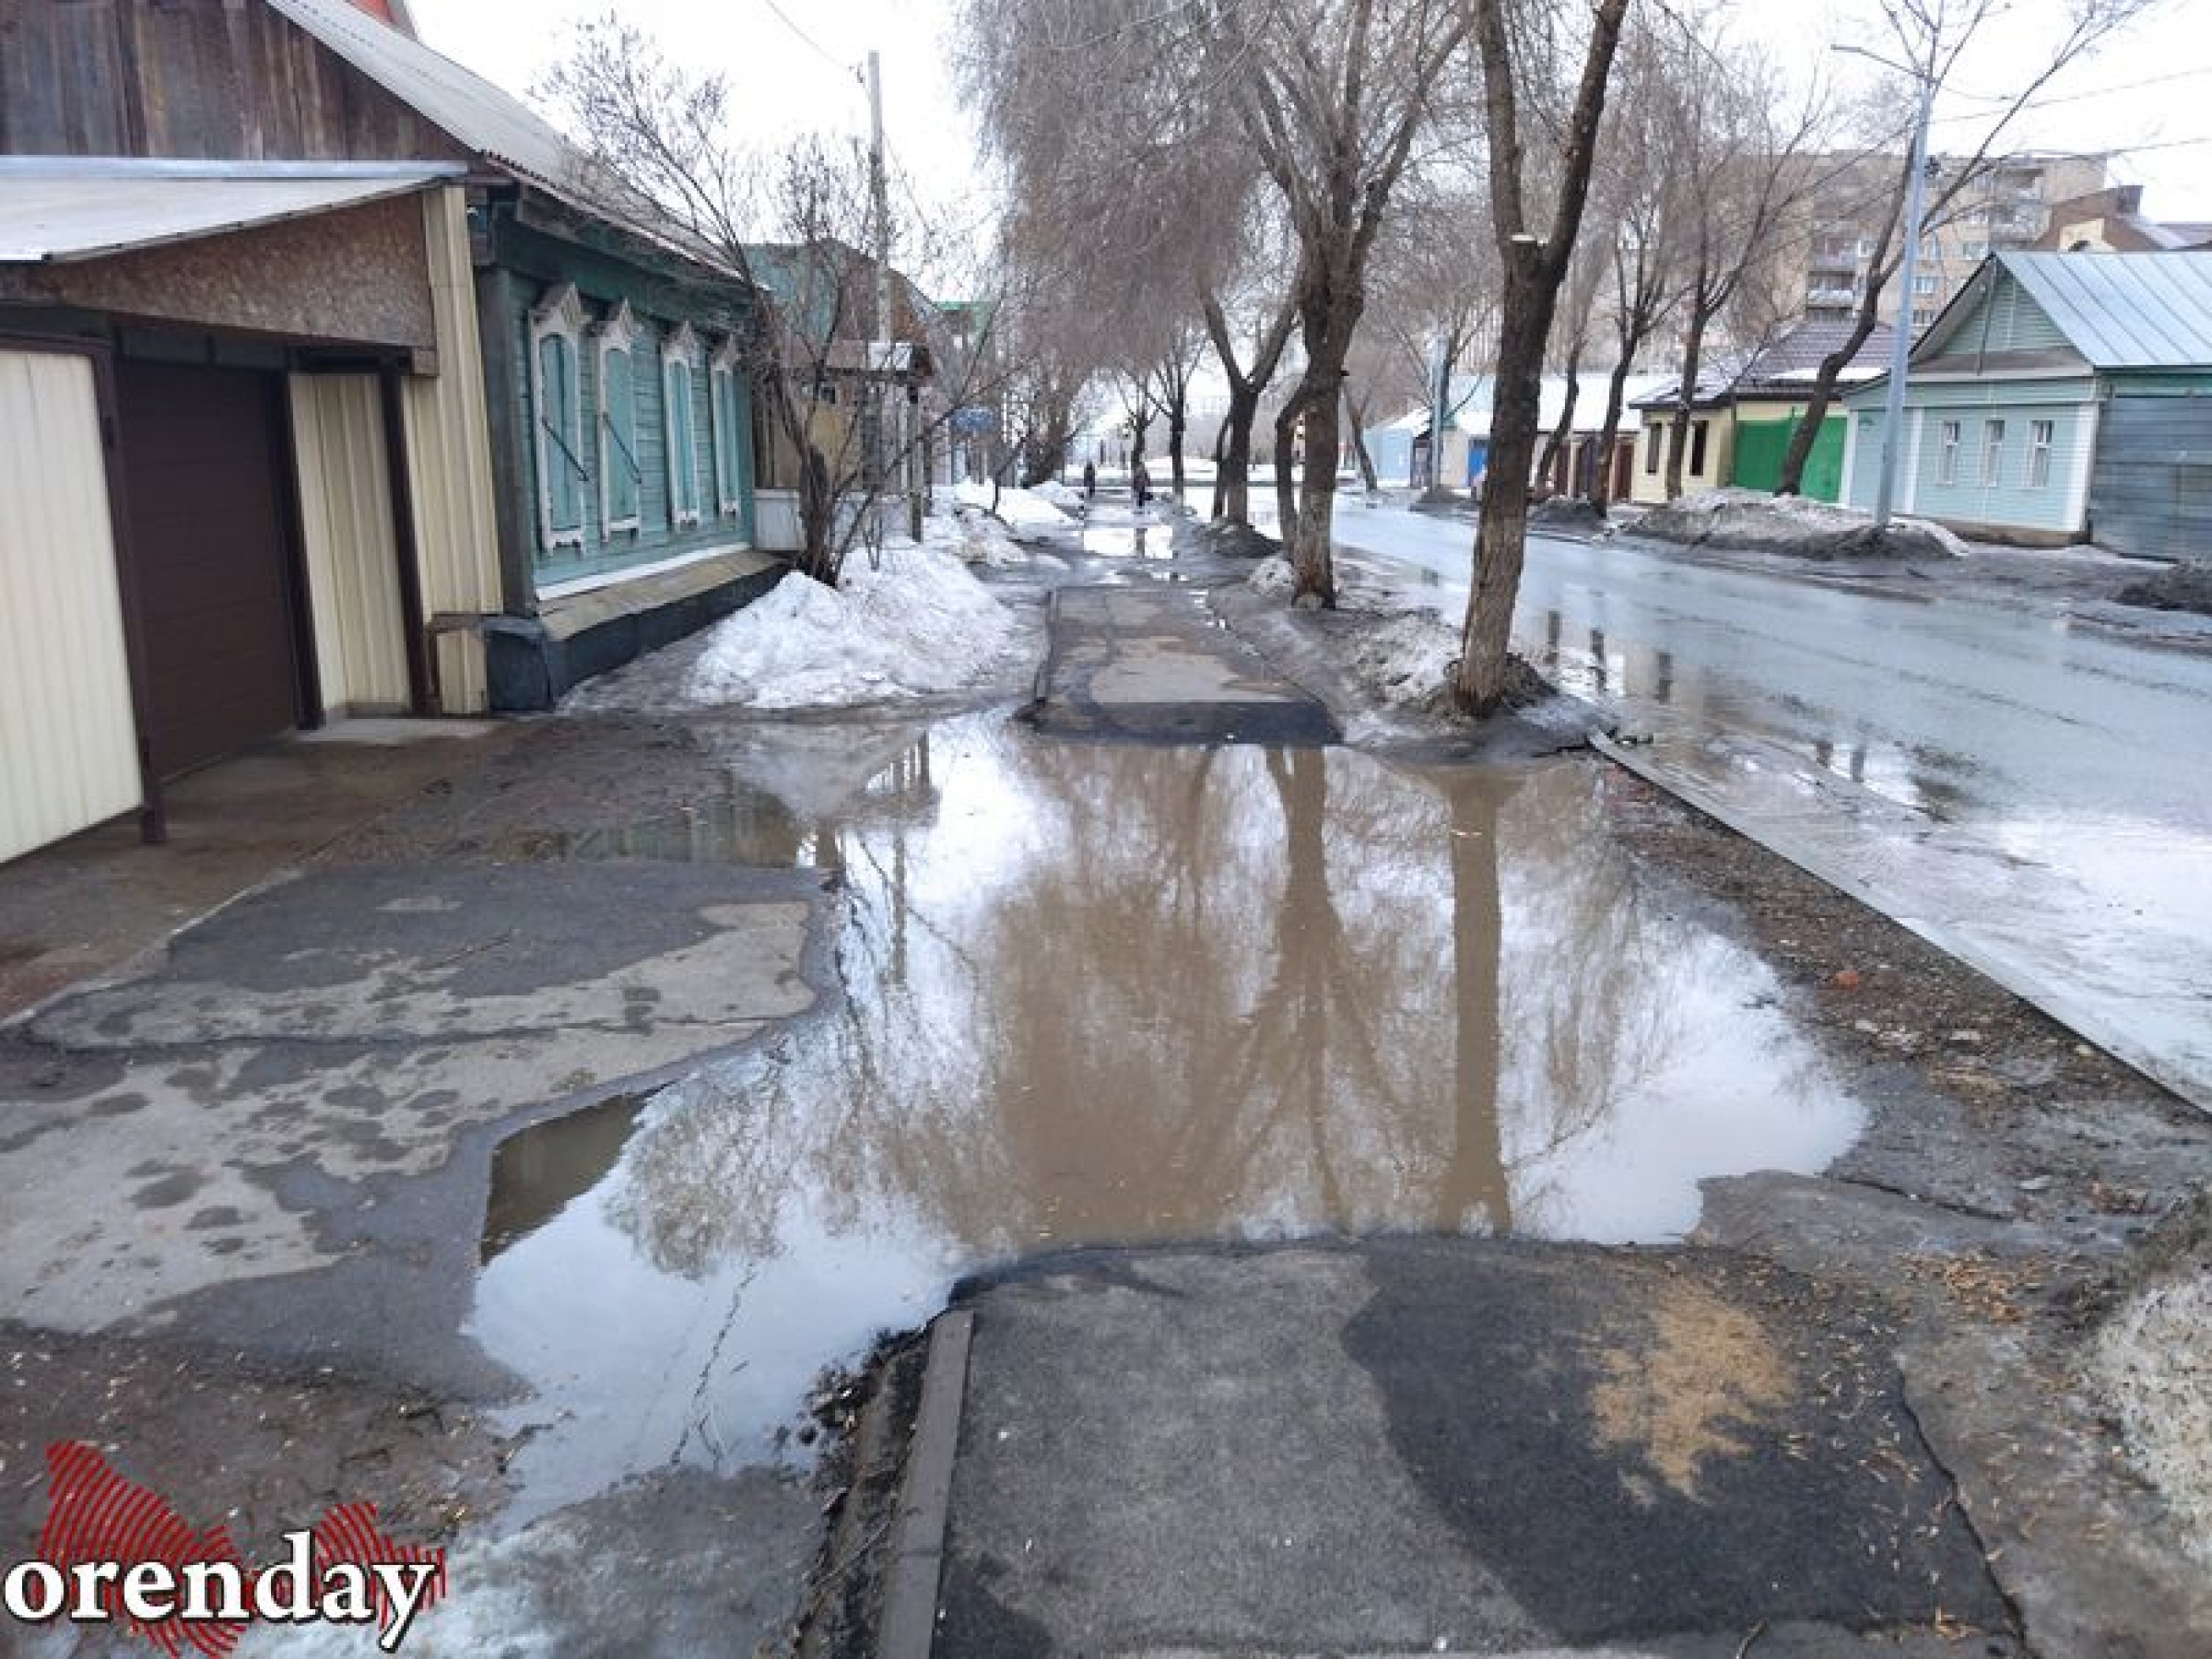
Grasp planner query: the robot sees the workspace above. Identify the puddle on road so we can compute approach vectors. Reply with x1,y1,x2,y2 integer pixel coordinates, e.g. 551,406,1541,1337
468,713,1862,1519
1082,522,1174,561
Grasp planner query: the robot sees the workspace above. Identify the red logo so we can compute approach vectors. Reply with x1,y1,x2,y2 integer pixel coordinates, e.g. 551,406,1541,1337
4,1443,447,1653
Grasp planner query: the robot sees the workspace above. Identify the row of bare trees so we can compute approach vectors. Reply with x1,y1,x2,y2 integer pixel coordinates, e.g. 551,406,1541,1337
545,0,2157,716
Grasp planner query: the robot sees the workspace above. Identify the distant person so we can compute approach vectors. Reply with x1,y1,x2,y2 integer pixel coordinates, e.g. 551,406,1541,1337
1132,456,1151,510
1082,460,1097,498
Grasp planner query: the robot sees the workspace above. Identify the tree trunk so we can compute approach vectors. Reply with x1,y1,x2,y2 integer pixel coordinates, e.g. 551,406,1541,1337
1290,374,1342,602
1535,348,1582,497
1273,399,1300,548
1168,404,1188,498
1778,299,1881,497
1219,385,1259,525
1347,389,1379,492
1587,355,1636,516
1663,305,1710,501
1455,260,1548,710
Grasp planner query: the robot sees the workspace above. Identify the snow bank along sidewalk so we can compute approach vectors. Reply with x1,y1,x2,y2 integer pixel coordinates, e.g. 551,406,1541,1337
685,540,1018,709
1631,486,1969,561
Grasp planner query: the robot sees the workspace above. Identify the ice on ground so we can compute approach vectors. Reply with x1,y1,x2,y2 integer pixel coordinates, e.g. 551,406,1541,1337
1248,555,1296,599
684,541,1017,709
954,476,1078,542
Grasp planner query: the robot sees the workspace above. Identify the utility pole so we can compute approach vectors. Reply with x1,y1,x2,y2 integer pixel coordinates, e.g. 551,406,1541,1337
1838,43,1936,531
864,51,915,540
1427,333,1451,497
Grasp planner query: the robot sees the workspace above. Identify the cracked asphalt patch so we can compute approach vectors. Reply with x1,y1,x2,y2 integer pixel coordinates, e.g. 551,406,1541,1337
1025,585,1338,745
0,861,821,1334
939,1240,2013,1656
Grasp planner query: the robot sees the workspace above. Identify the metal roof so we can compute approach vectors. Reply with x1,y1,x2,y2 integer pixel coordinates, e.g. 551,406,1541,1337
0,157,461,264
1997,250,2212,369
265,0,579,190
265,0,750,286
1438,372,1672,437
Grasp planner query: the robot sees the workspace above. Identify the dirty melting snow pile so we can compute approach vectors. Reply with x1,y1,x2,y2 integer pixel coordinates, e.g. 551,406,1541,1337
2093,1265,2212,1563
1635,486,1972,559
685,541,1016,709
1248,555,1466,711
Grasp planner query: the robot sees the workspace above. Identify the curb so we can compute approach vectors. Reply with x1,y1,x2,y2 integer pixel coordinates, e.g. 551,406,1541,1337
876,1307,975,1659
1591,732,2209,1114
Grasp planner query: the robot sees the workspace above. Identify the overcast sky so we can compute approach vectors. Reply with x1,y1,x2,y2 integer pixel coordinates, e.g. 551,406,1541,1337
408,0,2212,225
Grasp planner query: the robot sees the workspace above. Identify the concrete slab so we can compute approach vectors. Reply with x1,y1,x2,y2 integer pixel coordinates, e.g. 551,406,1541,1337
937,1241,2013,1656
1029,587,1337,745
1592,730,2212,1112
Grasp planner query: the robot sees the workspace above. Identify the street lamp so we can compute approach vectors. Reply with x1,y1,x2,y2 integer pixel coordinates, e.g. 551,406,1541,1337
1834,42,1936,530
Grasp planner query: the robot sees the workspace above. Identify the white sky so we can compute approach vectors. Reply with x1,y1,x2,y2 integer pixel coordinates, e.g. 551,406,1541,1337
408,0,2212,229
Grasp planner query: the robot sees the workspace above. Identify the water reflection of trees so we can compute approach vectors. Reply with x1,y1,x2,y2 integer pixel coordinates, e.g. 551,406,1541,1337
597,716,1799,1273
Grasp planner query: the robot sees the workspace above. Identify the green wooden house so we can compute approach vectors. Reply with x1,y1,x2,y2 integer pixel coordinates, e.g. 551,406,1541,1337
1726,320,1895,502
1841,250,2212,554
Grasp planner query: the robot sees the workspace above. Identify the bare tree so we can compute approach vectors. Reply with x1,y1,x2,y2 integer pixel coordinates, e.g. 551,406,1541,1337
1214,0,1473,602
1202,284,1300,524
1453,0,1633,716
1584,18,1691,514
1533,229,1609,494
1657,28,1829,500
1774,0,2162,495
541,20,1025,584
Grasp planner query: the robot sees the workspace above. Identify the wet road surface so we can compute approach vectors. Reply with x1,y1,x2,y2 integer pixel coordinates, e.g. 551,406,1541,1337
1330,507,2212,1104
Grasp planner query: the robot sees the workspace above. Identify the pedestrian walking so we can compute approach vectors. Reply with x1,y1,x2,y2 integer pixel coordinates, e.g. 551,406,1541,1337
1132,456,1151,511
1082,460,1097,499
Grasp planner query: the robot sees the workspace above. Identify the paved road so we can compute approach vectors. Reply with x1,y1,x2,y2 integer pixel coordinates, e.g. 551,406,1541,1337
1331,507,2212,1105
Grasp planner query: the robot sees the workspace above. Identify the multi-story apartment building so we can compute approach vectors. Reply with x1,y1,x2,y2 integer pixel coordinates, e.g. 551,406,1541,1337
1793,151,2111,333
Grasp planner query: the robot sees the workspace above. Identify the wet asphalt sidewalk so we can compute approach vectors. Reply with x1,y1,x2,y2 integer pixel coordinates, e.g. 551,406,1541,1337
923,1242,2009,1659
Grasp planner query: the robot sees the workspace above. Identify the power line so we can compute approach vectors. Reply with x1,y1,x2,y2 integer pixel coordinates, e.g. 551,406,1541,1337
760,0,864,88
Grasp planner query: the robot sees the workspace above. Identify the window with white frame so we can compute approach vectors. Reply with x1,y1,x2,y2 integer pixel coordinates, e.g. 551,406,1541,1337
709,335,748,519
528,284,589,552
1913,272,1939,295
1938,419,1960,485
2028,418,2054,488
663,323,702,528
1982,417,2007,486
595,300,641,535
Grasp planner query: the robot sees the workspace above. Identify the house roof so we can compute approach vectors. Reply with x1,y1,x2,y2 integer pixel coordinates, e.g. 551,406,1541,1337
264,0,750,288
1732,318,1896,395
1442,371,1672,437
0,156,461,264
1627,320,1896,411
1999,250,2212,367
265,0,577,190
1903,250,2212,374
1627,359,1743,411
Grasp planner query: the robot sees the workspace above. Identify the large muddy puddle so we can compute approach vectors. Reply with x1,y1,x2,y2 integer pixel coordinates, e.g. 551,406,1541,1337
470,713,1861,1518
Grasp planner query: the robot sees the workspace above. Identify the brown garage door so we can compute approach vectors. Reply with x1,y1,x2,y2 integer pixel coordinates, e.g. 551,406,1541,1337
116,359,307,777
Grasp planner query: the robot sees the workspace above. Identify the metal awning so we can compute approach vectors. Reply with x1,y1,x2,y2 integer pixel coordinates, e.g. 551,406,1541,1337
0,158,466,265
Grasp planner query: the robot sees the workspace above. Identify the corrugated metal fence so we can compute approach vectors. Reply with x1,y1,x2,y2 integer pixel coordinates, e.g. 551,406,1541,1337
2091,393,2212,562
0,348,141,863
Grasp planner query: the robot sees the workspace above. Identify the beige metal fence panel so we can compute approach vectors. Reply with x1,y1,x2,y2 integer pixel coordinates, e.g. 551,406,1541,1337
0,348,141,865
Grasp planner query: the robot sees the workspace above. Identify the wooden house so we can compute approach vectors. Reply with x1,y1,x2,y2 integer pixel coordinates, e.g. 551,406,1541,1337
0,0,778,868
1841,250,2212,553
